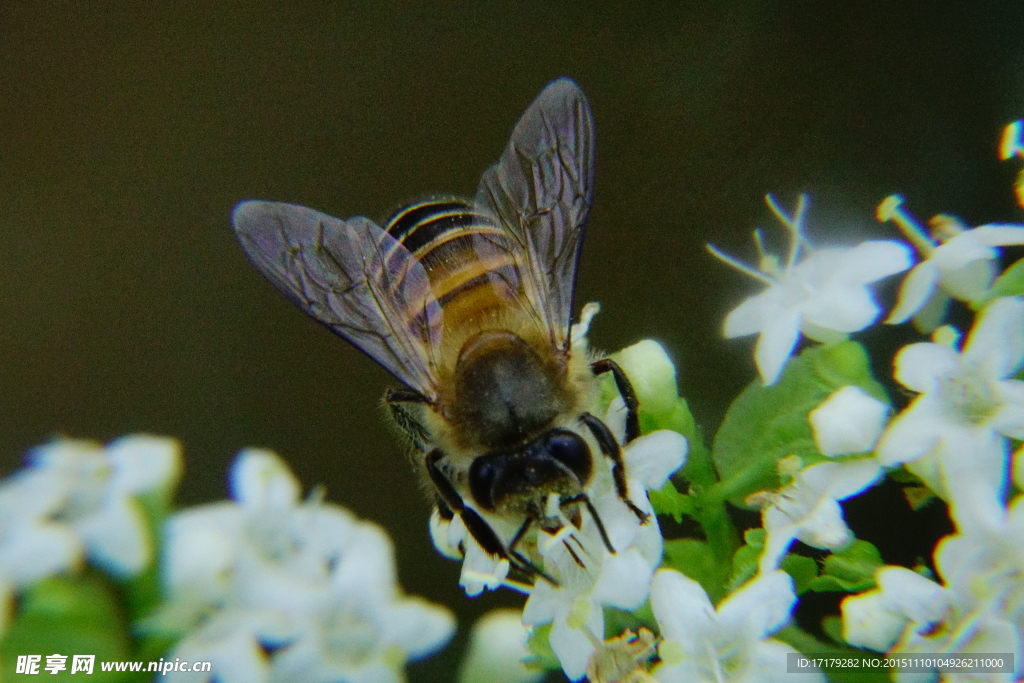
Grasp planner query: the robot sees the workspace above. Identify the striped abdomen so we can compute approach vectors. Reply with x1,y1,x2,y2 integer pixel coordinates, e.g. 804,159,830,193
385,199,539,348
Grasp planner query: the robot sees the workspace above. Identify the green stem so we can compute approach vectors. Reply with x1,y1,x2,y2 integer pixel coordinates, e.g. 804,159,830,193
679,434,741,572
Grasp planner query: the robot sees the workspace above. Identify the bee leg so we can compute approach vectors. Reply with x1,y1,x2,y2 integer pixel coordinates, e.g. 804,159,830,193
560,492,616,554
591,359,640,443
505,516,558,581
580,413,650,524
385,388,431,452
425,449,557,586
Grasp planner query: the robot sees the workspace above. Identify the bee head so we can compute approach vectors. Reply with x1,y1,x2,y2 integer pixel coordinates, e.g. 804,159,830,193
468,429,592,512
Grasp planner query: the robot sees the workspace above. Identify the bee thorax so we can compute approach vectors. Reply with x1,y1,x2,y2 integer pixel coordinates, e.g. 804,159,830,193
451,330,571,448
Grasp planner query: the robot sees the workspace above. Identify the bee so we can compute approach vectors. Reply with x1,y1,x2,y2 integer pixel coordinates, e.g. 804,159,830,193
232,78,646,583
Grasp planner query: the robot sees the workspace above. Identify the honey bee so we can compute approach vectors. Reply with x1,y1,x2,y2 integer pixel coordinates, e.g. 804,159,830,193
232,78,646,583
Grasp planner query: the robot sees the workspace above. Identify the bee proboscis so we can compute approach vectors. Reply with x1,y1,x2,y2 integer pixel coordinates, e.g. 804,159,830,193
232,78,646,584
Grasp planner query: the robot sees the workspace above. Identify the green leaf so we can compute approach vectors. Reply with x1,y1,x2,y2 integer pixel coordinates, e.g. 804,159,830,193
821,615,844,644
649,480,694,522
988,256,1024,299
743,528,766,547
0,573,140,682
663,539,728,602
120,490,171,621
780,554,819,595
523,623,561,673
808,540,883,593
711,342,889,506
641,398,696,440
603,601,656,640
727,543,760,591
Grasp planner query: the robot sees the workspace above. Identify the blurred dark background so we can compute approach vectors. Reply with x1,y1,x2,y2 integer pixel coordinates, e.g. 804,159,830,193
1,2,1023,680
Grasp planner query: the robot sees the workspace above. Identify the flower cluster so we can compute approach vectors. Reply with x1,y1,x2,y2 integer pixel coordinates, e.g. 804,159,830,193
152,450,454,683
0,435,180,634
0,440,453,683
681,125,1024,683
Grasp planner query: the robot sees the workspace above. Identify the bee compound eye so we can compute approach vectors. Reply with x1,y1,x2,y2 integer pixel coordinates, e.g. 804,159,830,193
545,431,592,481
468,455,501,511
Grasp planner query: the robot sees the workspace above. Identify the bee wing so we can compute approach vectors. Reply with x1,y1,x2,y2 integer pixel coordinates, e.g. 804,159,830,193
232,200,442,399
474,77,595,350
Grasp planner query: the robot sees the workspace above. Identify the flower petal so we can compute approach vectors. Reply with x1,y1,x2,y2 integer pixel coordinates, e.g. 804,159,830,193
106,435,182,494
937,427,1008,533
991,380,1024,439
841,590,908,652
754,306,802,385
875,394,945,466
716,570,795,639
649,568,715,647
75,494,150,577
724,289,778,339
887,261,940,324
932,231,998,271
962,296,1024,380
230,450,301,508
809,386,890,456
623,430,687,489
614,340,679,417
548,600,602,682
970,224,1024,247
384,596,456,660
831,240,912,285
876,566,949,625
892,343,960,394
591,548,654,610
941,258,996,302
458,609,540,683
910,288,951,333
0,522,81,586
822,459,884,501
801,284,880,333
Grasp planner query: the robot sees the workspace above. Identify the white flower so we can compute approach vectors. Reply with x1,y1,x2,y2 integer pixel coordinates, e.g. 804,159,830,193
843,497,1024,681
878,195,1024,331
0,466,81,636
808,385,889,456
0,468,80,585
27,435,180,578
758,459,883,573
649,568,821,683
876,296,1024,529
458,609,543,683
522,426,686,681
710,194,911,385
841,566,951,652
160,449,454,683
430,423,685,679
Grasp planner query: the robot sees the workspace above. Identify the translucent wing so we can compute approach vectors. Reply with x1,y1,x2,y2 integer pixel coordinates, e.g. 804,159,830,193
474,77,596,350
232,200,443,399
